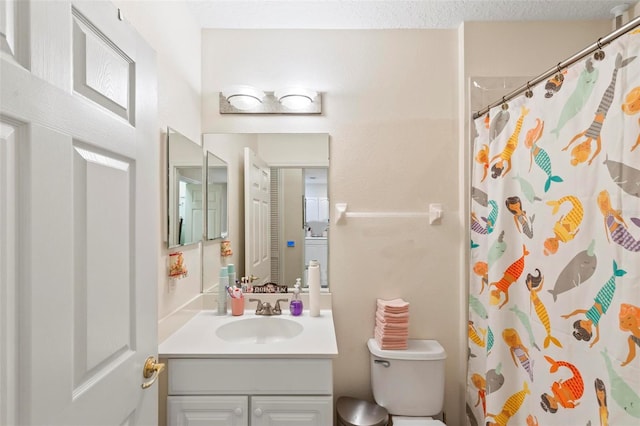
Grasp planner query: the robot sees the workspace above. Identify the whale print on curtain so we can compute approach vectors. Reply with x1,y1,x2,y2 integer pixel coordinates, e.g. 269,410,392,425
468,30,640,426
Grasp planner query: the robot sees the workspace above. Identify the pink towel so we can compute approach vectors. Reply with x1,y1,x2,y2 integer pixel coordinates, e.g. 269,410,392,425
374,328,408,339
375,328,409,340
375,312,409,324
377,298,410,314
375,335,408,350
375,320,409,331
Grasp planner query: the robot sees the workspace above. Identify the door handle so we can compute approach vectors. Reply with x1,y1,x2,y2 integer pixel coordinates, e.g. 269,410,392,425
141,356,165,389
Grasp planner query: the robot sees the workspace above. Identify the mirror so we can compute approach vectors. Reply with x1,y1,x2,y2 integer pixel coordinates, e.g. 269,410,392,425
201,133,329,290
167,127,203,248
206,151,228,240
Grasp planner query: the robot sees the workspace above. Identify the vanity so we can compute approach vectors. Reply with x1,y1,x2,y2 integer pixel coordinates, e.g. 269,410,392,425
159,309,338,425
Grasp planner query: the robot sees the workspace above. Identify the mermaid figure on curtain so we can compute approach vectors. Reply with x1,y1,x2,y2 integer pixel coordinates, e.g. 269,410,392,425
598,190,640,252
619,303,640,367
540,357,584,413
563,53,636,165
544,195,583,255
563,261,627,347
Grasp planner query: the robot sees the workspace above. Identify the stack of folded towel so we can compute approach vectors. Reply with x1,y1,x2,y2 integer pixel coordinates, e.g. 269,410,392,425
374,298,409,350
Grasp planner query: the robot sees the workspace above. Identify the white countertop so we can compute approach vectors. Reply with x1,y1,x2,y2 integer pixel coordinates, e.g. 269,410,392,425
158,309,338,359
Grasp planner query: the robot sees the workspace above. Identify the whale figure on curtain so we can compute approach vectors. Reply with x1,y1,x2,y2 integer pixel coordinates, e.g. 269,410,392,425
472,186,489,207
548,240,598,302
490,109,510,142
563,53,636,166
602,156,640,198
488,230,507,268
512,173,542,203
601,348,640,418
510,304,542,351
551,59,599,137
486,364,505,395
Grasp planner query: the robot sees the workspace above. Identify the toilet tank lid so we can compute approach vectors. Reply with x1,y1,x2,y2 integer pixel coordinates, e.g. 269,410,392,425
368,339,446,360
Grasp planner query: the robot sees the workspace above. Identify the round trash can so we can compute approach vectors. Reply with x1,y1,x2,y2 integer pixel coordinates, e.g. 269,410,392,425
336,396,389,426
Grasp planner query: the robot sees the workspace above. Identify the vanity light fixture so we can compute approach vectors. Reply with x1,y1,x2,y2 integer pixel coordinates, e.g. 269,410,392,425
275,88,318,110
221,85,265,111
219,86,322,114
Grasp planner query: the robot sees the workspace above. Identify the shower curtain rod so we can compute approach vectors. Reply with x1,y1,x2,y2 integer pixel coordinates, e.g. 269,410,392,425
473,15,640,119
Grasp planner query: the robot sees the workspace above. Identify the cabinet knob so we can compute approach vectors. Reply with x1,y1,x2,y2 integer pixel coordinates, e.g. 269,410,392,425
234,407,242,416
254,408,263,417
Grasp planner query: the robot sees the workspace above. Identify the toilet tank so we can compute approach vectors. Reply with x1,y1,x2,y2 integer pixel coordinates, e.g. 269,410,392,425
368,339,446,416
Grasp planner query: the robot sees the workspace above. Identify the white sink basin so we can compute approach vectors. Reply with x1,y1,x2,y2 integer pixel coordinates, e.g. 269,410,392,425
215,317,304,344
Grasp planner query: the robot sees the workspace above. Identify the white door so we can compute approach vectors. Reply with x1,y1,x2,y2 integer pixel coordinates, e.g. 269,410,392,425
0,1,158,424
244,147,270,284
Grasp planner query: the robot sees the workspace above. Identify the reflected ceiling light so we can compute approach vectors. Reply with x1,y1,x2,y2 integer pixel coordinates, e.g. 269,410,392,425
275,88,318,110
221,85,265,111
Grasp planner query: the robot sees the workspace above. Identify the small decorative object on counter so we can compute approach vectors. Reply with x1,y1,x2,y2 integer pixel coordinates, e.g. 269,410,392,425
169,252,188,279
308,260,321,317
220,240,233,257
252,282,289,293
290,278,303,316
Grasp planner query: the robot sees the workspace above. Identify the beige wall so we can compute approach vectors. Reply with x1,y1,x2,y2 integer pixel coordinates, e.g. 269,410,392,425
112,0,203,321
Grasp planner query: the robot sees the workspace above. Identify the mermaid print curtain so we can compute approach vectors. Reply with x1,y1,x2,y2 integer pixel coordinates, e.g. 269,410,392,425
468,30,640,426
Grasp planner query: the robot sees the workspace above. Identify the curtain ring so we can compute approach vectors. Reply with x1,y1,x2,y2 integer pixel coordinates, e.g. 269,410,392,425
501,96,509,110
594,38,606,61
525,82,533,98
556,63,564,82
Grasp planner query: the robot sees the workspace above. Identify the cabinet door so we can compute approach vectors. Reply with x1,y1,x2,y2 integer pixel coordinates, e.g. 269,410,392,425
251,396,332,426
168,396,248,426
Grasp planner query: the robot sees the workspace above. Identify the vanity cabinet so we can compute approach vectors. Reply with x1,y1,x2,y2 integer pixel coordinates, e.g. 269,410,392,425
166,358,332,426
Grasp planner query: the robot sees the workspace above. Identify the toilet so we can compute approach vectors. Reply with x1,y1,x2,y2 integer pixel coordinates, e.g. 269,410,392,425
368,338,447,426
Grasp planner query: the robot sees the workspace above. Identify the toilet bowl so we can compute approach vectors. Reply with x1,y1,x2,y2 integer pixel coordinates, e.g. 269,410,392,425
368,339,447,426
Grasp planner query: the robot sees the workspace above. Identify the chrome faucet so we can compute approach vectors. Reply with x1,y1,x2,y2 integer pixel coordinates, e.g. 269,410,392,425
249,298,289,315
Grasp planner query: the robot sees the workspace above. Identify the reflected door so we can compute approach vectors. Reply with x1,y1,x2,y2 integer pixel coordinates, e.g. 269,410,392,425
1,1,158,423
244,148,271,284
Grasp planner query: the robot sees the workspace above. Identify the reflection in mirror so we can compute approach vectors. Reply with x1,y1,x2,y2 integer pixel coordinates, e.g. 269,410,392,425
201,133,329,291
206,151,228,240
167,127,203,248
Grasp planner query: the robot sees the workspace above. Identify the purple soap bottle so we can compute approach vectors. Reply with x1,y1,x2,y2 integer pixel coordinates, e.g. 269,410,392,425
290,278,303,316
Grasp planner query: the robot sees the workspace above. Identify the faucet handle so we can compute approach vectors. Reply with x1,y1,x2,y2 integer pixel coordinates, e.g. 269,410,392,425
249,298,264,314
274,298,288,314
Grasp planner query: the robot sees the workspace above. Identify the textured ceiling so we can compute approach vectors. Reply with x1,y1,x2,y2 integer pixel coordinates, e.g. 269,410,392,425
186,0,637,29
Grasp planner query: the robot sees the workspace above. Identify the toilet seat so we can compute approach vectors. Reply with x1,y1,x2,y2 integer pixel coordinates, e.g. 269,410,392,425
391,416,446,426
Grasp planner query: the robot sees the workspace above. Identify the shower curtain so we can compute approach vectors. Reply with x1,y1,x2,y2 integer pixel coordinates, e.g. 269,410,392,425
468,30,640,425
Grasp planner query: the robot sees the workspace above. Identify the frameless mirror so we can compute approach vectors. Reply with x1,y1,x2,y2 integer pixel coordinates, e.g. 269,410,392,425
202,133,329,290
206,151,228,240
167,127,203,248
